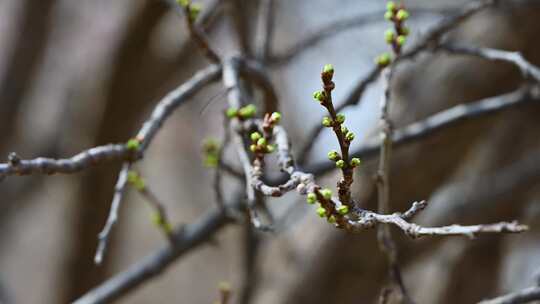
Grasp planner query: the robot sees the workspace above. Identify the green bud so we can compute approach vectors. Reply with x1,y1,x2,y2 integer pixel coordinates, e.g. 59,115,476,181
384,11,394,21
176,0,189,7
250,132,262,142
316,207,327,218
396,35,407,47
336,160,345,169
270,112,281,123
375,53,392,67
337,205,349,215
336,113,346,124
384,29,395,43
341,125,348,134
266,144,276,153
323,64,334,75
350,157,361,167
327,150,340,161
204,155,218,168
386,1,397,12
345,131,355,141
396,9,409,21
322,116,332,127
126,138,140,151
320,188,332,200
313,90,325,102
250,144,257,152
306,193,317,204
226,107,238,118
257,138,267,146
239,104,257,118
327,215,337,224
127,171,145,191
189,3,202,22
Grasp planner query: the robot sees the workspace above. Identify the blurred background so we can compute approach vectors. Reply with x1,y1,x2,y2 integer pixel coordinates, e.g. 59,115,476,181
0,0,539,303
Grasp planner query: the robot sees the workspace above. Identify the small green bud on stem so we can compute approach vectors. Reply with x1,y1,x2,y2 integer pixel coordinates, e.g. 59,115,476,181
126,138,141,151
327,150,340,161
322,116,332,127
336,113,346,124
250,132,262,142
345,131,355,142
335,159,345,169
327,215,337,224
127,171,146,191
306,193,317,204
320,188,332,200
226,107,238,118
270,112,281,123
396,9,409,21
313,90,325,102
238,104,257,119
396,35,407,47
385,29,395,43
386,1,397,12
350,157,361,168
316,207,327,218
337,205,349,215
375,53,392,67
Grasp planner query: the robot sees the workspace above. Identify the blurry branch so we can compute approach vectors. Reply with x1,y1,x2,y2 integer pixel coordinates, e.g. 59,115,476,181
422,152,540,226
94,163,131,264
73,201,239,304
297,0,497,162
228,0,253,56
237,58,279,113
306,84,540,177
268,8,453,66
398,0,500,62
255,0,275,62
127,171,174,242
375,4,413,300
223,59,271,230
439,44,540,82
166,0,221,62
0,145,127,180
478,286,540,304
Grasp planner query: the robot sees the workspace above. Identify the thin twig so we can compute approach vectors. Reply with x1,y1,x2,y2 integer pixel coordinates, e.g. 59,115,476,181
94,163,131,264
73,202,238,304
477,286,540,304
439,44,540,82
268,8,452,66
255,0,275,62
166,0,221,62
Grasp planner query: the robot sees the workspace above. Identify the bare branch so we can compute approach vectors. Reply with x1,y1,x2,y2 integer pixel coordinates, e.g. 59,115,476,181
255,0,275,62
164,0,221,62
478,286,540,304
350,207,527,238
94,163,131,264
439,44,540,82
73,202,237,304
268,8,452,66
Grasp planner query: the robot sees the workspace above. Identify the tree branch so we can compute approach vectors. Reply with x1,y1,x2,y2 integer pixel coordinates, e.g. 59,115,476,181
478,286,540,304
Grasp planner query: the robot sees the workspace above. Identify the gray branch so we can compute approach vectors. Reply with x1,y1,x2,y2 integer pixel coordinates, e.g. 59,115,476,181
478,286,540,304
439,44,540,82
